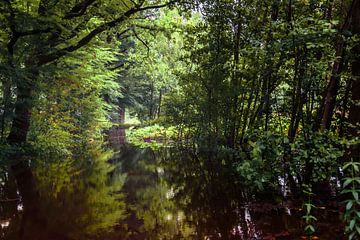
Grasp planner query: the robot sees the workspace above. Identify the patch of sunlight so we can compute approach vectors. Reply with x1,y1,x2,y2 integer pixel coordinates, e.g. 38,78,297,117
166,214,172,221
166,188,174,199
124,110,141,125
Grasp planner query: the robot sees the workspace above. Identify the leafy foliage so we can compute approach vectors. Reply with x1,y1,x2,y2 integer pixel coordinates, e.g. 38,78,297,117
342,160,360,240
127,124,177,149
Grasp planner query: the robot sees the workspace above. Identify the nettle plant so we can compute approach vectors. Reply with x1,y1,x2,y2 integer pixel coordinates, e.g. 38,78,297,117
302,185,317,237
342,160,360,240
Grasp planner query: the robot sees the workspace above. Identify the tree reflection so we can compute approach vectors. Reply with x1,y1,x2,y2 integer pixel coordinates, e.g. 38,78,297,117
0,144,126,240
115,145,251,240
163,148,247,240
114,145,194,240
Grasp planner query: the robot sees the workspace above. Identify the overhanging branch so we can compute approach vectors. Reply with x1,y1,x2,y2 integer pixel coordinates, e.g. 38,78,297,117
38,0,176,65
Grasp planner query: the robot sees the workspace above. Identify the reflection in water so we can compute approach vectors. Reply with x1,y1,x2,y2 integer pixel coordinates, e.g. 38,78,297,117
0,147,126,240
0,144,345,239
115,145,344,240
111,146,195,240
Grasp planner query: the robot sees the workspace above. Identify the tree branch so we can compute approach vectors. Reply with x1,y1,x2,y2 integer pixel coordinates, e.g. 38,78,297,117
64,0,97,19
38,1,176,65
133,29,150,55
110,62,125,71
136,1,174,11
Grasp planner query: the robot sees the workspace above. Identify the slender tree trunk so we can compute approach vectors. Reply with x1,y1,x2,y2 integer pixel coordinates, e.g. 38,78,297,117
288,51,301,142
157,89,162,118
320,37,345,130
149,83,154,119
239,79,256,143
228,10,241,148
339,78,352,136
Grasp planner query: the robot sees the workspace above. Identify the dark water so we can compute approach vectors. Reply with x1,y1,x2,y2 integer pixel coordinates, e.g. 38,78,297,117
0,145,345,239
111,145,345,240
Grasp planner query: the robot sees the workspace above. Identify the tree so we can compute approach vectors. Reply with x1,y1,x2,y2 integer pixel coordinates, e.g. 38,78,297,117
162,0,356,194
348,0,360,159
0,1,175,239
118,9,188,121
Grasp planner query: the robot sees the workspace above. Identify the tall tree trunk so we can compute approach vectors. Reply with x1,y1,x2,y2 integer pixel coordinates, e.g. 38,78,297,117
119,106,125,124
320,0,356,130
7,84,47,240
348,0,360,158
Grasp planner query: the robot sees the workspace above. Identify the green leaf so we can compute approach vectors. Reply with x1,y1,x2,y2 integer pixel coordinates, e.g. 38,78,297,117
344,178,354,188
305,224,315,233
350,219,356,230
347,201,354,210
349,231,356,240
356,225,360,235
343,162,360,170
353,191,359,201
342,189,357,194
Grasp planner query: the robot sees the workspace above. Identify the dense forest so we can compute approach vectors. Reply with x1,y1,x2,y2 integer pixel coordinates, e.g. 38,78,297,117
0,0,359,239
